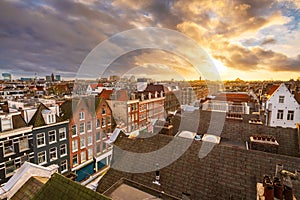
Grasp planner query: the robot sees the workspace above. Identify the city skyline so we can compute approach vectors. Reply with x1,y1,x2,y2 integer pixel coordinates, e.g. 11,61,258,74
0,0,300,81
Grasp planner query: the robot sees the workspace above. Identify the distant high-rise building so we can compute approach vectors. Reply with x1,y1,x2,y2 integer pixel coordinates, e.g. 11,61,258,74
46,76,51,82
2,72,11,81
55,75,61,81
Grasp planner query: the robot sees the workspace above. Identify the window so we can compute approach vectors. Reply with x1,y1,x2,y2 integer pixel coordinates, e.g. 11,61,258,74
96,132,101,141
71,125,77,136
102,142,107,152
102,107,106,115
81,151,86,162
72,154,78,166
79,111,85,120
20,155,29,165
80,137,86,149
48,130,56,143
96,143,101,153
102,130,106,140
60,160,67,173
87,135,92,146
49,147,57,161
37,133,45,147
38,151,46,165
287,110,294,121
60,144,67,157
72,140,78,152
59,128,66,140
79,123,85,134
19,136,29,151
87,121,92,132
101,117,106,127
279,96,284,103
1,117,12,131
5,160,15,177
277,110,284,119
96,119,100,128
4,140,14,156
107,116,111,125
88,148,93,159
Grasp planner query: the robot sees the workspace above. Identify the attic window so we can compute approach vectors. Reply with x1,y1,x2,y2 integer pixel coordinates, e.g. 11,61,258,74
279,96,284,103
42,109,56,124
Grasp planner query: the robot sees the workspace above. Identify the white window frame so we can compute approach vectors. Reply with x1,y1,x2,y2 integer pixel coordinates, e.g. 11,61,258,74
36,133,46,148
87,121,92,132
60,144,67,157
96,132,101,142
96,118,100,128
87,135,92,146
88,148,93,160
79,111,85,120
37,151,47,165
72,140,78,152
80,137,86,149
59,127,66,141
71,125,77,137
48,130,56,144
60,160,68,173
49,147,57,161
72,154,78,166
79,123,85,134
5,160,15,177
81,151,86,162
3,140,15,156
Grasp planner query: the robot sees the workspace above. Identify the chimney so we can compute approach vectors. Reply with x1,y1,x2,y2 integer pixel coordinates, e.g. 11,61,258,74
1,102,9,113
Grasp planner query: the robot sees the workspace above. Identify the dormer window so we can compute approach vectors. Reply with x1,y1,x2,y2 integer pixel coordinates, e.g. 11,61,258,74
1,117,13,131
42,109,56,124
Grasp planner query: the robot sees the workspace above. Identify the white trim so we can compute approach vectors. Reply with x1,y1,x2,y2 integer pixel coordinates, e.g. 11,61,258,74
95,149,112,162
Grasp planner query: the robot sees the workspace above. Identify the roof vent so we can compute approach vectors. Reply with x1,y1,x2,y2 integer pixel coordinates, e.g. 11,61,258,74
175,131,196,139
202,134,221,144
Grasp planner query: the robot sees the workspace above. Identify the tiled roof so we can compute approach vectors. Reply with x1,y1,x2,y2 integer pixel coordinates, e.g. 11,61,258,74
214,93,249,102
266,84,280,96
144,84,164,93
33,173,110,200
295,91,300,104
99,89,113,100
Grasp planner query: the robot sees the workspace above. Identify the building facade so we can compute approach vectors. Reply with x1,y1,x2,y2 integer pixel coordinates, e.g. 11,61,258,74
29,103,70,175
60,96,113,182
0,111,34,184
265,83,300,128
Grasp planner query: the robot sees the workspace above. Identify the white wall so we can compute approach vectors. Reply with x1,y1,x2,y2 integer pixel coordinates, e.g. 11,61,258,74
266,83,300,128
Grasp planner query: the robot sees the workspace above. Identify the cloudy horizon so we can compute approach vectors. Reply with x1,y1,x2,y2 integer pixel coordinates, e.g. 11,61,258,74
0,0,300,81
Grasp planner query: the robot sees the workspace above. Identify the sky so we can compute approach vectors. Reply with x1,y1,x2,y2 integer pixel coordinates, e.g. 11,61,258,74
0,0,300,81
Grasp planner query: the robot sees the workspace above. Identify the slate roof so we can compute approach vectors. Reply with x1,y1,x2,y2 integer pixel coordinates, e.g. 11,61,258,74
97,132,300,200
28,103,64,128
12,114,27,129
31,173,110,200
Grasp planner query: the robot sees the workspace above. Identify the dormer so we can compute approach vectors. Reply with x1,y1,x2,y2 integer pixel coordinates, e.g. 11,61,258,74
0,116,13,132
41,109,56,124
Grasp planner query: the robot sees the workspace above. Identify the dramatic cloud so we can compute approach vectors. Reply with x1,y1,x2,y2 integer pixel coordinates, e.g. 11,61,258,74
0,0,299,80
